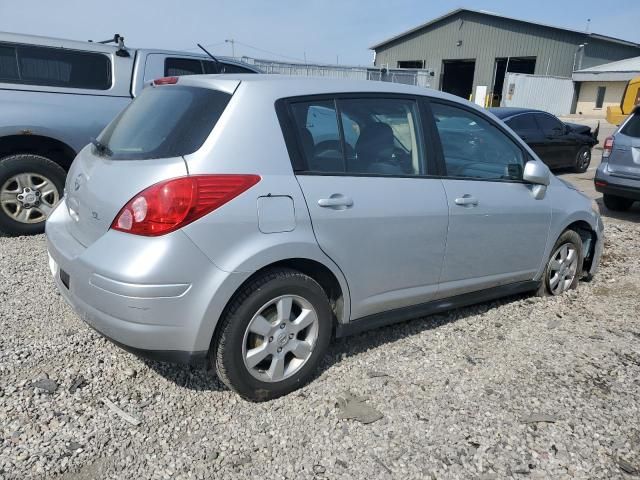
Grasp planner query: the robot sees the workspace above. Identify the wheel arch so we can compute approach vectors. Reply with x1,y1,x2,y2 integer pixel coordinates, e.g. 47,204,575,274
201,257,350,354
565,219,598,274
0,134,77,170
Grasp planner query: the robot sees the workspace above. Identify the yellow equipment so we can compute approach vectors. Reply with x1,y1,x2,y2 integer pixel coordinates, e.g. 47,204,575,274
606,76,640,125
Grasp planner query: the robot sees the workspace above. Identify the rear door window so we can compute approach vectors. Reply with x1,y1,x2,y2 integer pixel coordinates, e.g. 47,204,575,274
98,86,231,159
290,101,345,173
0,43,111,89
289,97,425,176
164,57,204,76
621,112,640,138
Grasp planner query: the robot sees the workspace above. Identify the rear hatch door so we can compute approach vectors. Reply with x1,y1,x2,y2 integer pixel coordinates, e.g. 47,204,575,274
64,82,233,246
608,112,640,179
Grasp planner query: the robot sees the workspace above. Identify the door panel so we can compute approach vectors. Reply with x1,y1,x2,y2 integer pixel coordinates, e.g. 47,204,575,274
505,114,547,164
297,176,449,319
286,96,450,319
533,113,574,168
439,179,551,296
429,101,552,297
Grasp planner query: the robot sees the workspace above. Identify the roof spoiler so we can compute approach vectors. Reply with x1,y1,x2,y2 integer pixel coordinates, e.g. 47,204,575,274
89,34,130,57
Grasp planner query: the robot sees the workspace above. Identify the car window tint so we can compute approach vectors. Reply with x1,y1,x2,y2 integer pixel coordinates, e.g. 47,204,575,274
337,98,424,175
0,45,19,81
1,44,111,89
290,101,345,173
506,114,538,131
220,63,255,73
98,86,231,160
621,112,640,138
164,58,203,76
432,103,524,181
534,113,564,135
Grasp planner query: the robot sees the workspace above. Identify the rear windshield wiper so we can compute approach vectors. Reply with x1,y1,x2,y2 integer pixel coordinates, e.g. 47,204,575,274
90,138,112,156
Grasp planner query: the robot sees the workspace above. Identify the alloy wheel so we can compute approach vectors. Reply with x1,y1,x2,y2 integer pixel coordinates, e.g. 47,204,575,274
242,295,319,382
0,173,60,224
547,243,579,295
578,148,591,170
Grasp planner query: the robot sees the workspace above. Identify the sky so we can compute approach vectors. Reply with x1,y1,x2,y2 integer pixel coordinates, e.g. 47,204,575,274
1,0,639,66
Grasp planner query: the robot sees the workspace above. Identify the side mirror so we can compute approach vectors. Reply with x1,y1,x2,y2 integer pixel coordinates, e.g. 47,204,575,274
523,160,550,186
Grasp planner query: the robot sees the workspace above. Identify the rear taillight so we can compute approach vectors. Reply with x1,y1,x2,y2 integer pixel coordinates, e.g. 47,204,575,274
111,175,260,236
602,136,614,158
153,76,179,85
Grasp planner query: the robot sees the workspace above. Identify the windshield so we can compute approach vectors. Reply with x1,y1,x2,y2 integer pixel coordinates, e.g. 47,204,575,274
97,85,231,160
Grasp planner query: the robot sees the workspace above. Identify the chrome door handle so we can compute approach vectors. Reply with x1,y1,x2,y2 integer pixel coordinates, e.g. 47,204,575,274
318,195,353,209
454,195,478,207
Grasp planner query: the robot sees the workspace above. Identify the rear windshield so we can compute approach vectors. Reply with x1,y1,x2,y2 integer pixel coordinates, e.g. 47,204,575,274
621,112,640,138
97,85,231,160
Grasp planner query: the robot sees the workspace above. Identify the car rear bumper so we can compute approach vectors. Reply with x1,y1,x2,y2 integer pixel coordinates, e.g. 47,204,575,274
595,163,640,200
45,201,249,363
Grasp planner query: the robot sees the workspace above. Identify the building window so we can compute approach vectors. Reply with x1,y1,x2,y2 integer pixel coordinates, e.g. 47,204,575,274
397,60,424,69
595,86,606,109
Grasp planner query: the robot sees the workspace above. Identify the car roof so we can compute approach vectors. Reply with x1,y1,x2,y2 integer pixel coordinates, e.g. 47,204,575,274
0,32,258,70
488,107,546,119
178,74,470,104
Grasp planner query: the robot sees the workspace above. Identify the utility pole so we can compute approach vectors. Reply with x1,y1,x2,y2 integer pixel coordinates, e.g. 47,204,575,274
225,39,235,58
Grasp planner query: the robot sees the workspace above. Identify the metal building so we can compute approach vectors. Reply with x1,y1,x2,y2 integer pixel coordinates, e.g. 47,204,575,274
371,8,640,105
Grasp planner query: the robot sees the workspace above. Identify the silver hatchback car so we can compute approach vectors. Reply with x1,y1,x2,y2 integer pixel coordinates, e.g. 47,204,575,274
46,75,603,401
595,105,640,211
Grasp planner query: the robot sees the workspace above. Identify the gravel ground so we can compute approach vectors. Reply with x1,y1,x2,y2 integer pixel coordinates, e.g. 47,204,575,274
1,218,640,479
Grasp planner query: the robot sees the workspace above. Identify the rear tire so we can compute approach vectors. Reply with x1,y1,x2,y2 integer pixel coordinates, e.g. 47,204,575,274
574,146,591,173
537,230,584,296
211,268,333,401
0,154,66,236
603,194,634,212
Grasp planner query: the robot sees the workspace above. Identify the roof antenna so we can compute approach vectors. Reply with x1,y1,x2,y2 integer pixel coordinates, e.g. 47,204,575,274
197,43,222,73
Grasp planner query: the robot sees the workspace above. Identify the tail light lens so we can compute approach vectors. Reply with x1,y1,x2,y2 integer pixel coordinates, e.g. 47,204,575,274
602,136,614,158
111,175,260,236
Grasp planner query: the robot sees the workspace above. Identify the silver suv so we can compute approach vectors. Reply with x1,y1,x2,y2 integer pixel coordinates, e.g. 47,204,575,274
46,75,603,401
595,106,640,211
0,32,258,235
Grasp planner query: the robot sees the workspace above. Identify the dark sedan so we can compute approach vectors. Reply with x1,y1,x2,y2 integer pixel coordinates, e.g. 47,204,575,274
489,108,599,172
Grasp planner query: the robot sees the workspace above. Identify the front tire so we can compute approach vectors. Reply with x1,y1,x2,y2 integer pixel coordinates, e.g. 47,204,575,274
211,268,333,401
574,146,591,173
0,154,66,236
603,194,634,212
537,230,584,296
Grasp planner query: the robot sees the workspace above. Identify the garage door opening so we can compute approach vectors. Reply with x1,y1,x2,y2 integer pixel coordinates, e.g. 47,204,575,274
441,59,475,99
492,57,536,105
